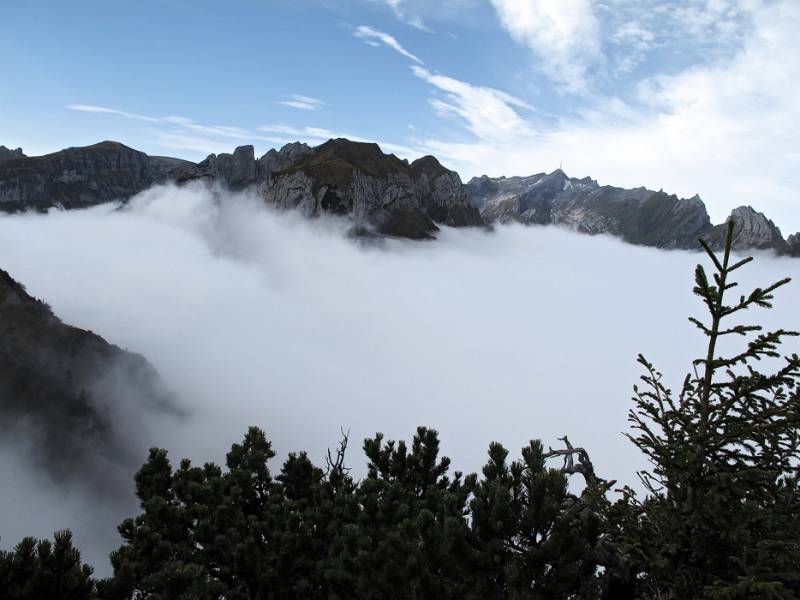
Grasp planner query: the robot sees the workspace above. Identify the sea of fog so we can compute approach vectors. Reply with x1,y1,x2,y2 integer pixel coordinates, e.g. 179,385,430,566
1,183,799,573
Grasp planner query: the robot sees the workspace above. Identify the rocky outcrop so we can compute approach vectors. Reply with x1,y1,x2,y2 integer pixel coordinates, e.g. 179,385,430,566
0,145,25,165
0,141,191,212
173,142,315,189
258,141,312,177
467,170,713,250
705,206,788,253
787,233,800,257
259,139,484,239
174,145,259,190
0,268,178,480
147,139,483,239
0,139,483,240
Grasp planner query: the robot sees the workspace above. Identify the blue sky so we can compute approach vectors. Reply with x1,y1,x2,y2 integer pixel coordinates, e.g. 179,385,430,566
2,0,799,232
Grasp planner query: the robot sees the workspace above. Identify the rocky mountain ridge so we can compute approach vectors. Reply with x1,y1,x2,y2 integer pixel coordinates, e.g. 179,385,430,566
0,145,25,165
466,170,798,255
0,141,191,211
175,138,484,239
0,139,797,253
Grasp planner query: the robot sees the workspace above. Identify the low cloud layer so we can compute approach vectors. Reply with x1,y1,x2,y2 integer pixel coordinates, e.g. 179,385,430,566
1,183,799,572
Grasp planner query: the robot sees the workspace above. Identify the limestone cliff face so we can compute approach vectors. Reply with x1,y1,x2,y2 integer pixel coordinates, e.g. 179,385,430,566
0,138,484,240
258,139,484,239
0,145,25,165
0,141,191,211
1,138,795,251
258,142,313,177
787,233,800,257
174,145,260,190
468,170,722,251
705,206,788,253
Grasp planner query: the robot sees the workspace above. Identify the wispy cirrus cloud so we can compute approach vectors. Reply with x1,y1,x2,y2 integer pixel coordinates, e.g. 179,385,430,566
354,25,424,64
378,0,434,32
488,0,601,93
68,105,258,140
68,104,163,123
278,95,325,111
411,66,535,142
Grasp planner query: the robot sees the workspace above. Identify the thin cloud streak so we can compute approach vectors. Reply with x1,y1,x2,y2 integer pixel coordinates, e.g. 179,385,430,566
279,95,325,111
68,104,423,162
354,25,424,64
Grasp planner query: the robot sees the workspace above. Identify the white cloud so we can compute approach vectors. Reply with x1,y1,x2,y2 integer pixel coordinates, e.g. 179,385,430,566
413,0,800,234
378,0,435,31
2,184,798,571
68,105,258,142
279,95,325,111
488,0,602,92
354,25,424,63
411,66,535,142
68,104,162,123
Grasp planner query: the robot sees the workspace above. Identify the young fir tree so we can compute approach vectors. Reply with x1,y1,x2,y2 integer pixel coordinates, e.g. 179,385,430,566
623,220,800,599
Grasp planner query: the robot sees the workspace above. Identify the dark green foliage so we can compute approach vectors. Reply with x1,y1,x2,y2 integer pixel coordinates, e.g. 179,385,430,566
468,440,609,599
0,530,94,600
83,426,613,600
623,220,800,599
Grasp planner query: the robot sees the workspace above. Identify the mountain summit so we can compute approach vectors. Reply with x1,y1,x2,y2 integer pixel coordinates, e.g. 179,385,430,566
0,139,797,254
465,170,796,255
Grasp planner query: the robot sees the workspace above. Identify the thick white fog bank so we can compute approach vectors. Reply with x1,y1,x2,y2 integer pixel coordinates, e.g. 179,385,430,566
1,184,799,569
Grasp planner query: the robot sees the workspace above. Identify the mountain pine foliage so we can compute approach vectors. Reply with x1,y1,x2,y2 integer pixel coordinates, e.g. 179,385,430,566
619,220,800,599
1,222,798,599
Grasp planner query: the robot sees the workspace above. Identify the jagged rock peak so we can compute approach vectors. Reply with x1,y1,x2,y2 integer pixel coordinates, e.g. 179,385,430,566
409,154,452,180
257,142,312,177
787,232,800,257
705,205,786,252
0,145,25,165
259,138,483,239
293,138,409,179
466,169,711,249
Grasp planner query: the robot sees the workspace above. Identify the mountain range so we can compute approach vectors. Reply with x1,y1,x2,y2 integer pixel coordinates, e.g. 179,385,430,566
1,140,798,255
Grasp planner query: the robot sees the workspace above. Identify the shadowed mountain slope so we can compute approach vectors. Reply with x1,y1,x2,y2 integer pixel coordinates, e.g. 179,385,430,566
0,141,190,212
0,268,179,489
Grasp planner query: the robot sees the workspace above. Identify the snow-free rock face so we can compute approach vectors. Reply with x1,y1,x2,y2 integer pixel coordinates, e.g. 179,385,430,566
259,139,484,239
0,141,191,211
705,206,788,253
0,138,796,251
467,170,714,250
164,139,484,239
0,145,25,165
787,233,800,257
174,144,260,190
